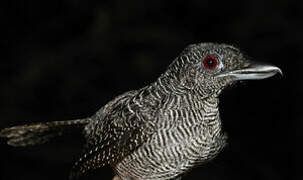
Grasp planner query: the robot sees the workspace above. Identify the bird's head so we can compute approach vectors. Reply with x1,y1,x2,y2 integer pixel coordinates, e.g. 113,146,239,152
164,43,282,98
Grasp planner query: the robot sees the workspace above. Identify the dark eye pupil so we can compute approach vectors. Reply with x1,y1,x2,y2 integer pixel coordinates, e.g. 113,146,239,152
206,59,215,67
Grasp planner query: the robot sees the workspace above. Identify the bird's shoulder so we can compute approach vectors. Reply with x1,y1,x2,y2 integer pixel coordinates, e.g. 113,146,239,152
95,86,161,131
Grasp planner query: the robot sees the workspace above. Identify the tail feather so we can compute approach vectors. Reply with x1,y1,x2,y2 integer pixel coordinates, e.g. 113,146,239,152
0,119,90,147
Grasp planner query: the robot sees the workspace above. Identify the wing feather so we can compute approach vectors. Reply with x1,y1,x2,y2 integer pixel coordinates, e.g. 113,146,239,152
70,90,157,179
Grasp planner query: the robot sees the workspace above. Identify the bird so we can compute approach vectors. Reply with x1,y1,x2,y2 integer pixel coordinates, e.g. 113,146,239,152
0,43,282,180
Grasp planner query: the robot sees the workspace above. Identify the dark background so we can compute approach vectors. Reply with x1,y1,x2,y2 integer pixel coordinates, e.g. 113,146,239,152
0,0,301,180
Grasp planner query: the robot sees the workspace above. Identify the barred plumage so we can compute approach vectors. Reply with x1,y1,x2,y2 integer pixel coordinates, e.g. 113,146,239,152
114,92,226,180
0,43,282,180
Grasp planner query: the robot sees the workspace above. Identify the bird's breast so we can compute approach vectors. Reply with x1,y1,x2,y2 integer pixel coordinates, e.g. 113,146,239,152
114,105,226,180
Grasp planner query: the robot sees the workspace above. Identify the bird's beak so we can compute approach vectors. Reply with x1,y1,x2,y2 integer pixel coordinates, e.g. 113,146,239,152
216,61,282,80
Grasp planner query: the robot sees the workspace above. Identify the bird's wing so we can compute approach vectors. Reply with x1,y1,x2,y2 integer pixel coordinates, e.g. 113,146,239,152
70,91,157,179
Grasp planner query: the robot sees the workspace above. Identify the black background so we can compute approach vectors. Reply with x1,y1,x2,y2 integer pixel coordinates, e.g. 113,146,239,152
0,0,301,180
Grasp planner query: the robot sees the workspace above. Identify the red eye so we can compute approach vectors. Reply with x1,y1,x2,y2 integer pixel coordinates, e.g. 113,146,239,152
203,56,218,70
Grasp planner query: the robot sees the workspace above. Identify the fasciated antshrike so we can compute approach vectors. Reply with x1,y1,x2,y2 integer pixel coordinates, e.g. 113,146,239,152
0,43,282,180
